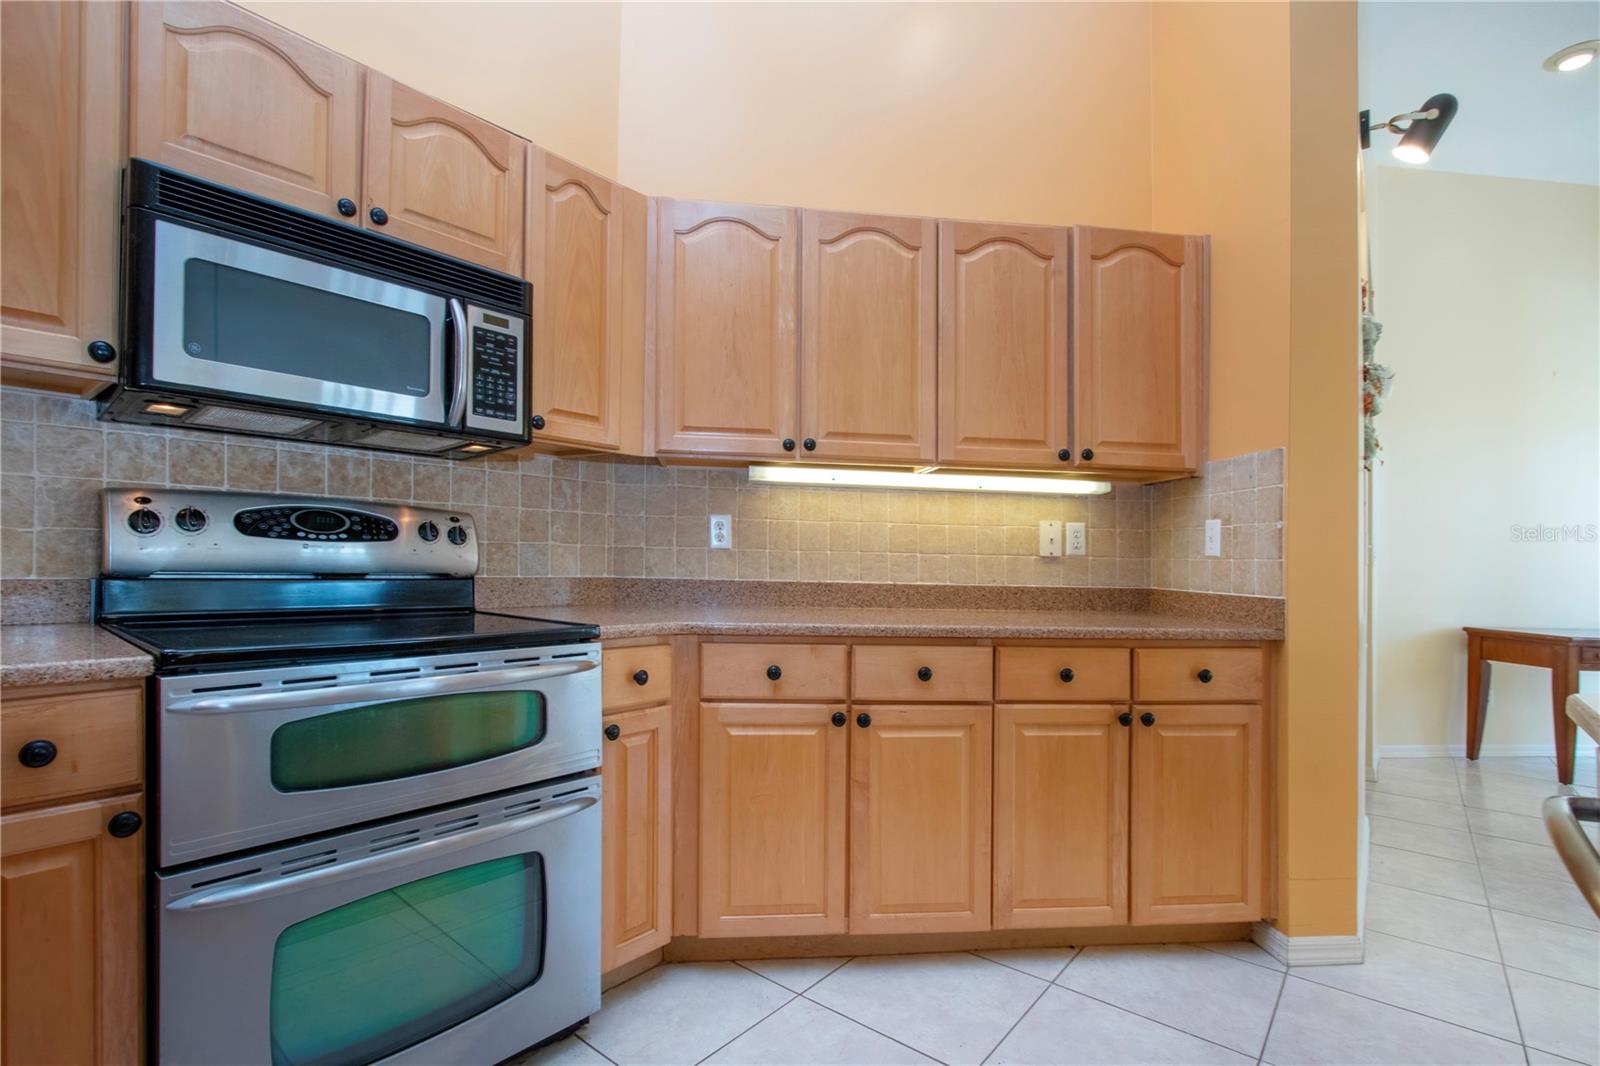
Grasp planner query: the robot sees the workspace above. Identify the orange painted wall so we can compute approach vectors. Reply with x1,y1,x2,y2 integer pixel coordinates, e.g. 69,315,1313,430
1152,2,1291,460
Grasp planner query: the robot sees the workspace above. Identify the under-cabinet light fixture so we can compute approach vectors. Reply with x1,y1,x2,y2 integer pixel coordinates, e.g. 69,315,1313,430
142,401,193,417
747,465,1111,495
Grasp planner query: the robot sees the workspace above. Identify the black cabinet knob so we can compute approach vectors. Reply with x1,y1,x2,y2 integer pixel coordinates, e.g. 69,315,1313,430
17,739,56,768
107,811,142,838
531,415,546,430
1140,712,1156,727
766,664,782,681
1058,448,1071,462
369,206,389,225
1118,712,1133,727
337,197,357,217
1059,667,1075,683
632,669,649,686
1081,448,1095,461
803,438,816,451
604,723,621,742
1197,668,1214,684
856,712,872,728
916,666,933,682
86,340,116,363
831,711,847,727
782,438,796,452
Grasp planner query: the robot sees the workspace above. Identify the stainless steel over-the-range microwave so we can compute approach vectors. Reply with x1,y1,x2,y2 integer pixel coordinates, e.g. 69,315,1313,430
100,160,531,458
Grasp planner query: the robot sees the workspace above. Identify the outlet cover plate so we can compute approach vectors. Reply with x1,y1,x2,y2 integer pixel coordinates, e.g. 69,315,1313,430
709,514,732,549
1065,522,1086,556
1204,518,1222,557
1039,520,1062,557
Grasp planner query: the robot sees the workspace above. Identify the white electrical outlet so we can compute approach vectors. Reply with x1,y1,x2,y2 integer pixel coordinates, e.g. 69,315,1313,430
1065,522,1086,556
1038,520,1062,557
709,514,733,549
1204,518,1223,557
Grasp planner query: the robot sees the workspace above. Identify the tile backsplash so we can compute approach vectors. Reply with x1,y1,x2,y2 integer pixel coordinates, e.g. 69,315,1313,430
0,386,1283,596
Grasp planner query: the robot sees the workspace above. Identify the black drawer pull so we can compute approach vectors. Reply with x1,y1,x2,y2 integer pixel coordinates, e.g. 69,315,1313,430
108,811,142,838
1059,668,1075,683
916,666,933,682
17,739,56,768
831,711,847,727
632,669,650,686
1140,712,1156,727
1118,712,1133,727
604,724,621,741
767,664,782,681
1197,669,1214,684
856,712,872,728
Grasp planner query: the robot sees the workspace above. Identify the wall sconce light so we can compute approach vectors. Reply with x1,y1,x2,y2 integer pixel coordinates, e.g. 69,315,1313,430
1544,40,1599,72
1359,93,1459,164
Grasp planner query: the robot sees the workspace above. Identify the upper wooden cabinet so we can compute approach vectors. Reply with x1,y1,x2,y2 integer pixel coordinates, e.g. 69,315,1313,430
129,1,363,221
363,74,526,274
799,211,937,463
0,0,124,389
937,222,1072,469
655,200,799,458
527,151,625,449
601,704,672,972
1073,226,1206,473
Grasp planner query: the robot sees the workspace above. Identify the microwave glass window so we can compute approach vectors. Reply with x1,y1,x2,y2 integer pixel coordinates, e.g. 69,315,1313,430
269,690,547,791
183,259,432,396
270,854,546,1066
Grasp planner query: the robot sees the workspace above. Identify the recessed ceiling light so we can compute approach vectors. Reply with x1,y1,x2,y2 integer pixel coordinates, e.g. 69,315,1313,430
1544,40,1599,72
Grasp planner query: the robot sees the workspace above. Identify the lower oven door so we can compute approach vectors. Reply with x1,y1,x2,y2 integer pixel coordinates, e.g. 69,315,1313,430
156,645,601,867
157,777,600,1066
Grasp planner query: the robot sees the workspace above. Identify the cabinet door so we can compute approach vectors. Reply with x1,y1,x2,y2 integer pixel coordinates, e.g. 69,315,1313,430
0,0,123,386
363,74,526,273
601,705,672,972
799,211,936,463
1,793,144,1066
1073,227,1205,472
1130,704,1262,924
655,200,799,458
850,704,991,934
937,222,1071,468
994,705,1129,928
129,1,362,221
527,151,624,449
699,703,847,937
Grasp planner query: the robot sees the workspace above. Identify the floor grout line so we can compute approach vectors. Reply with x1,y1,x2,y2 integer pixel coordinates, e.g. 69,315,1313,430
1044,981,1272,1061
574,1032,621,1066
965,945,1081,982
976,968,1054,1064
1279,973,1528,1051
690,984,798,1066
1254,968,1290,1065
792,987,952,1065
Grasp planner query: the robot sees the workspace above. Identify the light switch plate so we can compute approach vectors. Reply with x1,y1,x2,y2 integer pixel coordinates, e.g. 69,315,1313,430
709,514,732,549
1204,518,1222,557
1065,521,1086,556
1039,520,1062,557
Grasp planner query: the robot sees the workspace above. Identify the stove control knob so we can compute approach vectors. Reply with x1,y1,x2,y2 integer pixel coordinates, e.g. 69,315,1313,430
127,508,161,535
447,524,468,546
174,507,207,534
417,521,439,543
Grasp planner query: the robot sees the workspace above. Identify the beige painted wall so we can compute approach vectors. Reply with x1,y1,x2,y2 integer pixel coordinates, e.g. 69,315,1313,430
1151,3,1291,461
1369,167,1600,753
237,1,622,175
614,2,1152,227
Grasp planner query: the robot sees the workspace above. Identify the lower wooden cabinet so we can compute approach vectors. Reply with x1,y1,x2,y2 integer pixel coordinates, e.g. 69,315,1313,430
601,704,673,971
1130,703,1264,924
849,704,991,934
993,704,1129,928
0,792,144,1066
698,703,848,937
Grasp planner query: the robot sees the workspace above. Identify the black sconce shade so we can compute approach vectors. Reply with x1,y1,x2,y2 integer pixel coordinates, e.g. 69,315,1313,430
1392,93,1458,163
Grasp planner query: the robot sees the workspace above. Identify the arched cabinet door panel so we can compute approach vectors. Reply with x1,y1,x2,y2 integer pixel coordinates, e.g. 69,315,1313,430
1072,226,1206,473
363,74,526,274
130,1,362,221
800,211,937,463
937,222,1071,469
654,200,799,459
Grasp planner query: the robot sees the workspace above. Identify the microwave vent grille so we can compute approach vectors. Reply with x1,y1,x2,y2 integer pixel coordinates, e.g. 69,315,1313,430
147,166,527,312
185,406,321,435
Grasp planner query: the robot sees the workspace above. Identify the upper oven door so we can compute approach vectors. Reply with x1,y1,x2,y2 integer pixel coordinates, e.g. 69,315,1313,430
154,645,602,867
142,216,451,426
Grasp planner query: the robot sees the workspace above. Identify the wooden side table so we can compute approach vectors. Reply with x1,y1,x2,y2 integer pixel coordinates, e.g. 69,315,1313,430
1464,626,1600,785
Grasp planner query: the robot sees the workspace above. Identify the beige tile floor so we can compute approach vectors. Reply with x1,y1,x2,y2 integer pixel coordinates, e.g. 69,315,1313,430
517,756,1599,1066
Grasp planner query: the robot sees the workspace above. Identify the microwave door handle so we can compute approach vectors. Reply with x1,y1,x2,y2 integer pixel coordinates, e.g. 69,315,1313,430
165,660,597,715
164,795,598,913
446,297,469,427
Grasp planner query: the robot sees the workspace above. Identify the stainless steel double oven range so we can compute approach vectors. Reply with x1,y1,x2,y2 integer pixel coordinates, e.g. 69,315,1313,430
97,488,602,1066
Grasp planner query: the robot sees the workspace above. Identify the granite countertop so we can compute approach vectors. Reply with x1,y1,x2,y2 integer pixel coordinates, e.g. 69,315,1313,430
504,604,1284,642
1,624,154,689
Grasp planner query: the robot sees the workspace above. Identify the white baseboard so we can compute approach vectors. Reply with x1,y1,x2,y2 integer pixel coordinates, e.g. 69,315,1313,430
1379,743,1557,759
1252,922,1365,966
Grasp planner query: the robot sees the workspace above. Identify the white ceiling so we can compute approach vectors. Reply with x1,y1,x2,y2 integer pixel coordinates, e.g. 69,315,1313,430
1359,0,1600,186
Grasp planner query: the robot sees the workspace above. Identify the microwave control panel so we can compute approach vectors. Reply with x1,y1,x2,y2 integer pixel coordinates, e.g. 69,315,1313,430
465,306,526,437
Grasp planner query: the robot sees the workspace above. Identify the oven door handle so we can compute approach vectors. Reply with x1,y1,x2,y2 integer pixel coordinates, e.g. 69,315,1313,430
165,794,597,913
446,296,469,428
165,660,596,715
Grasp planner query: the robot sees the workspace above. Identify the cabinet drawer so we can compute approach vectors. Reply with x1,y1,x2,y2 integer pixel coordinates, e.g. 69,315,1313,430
701,643,848,701
1580,644,1600,668
602,643,674,711
1,686,142,810
996,647,1130,702
1135,648,1264,702
852,646,992,702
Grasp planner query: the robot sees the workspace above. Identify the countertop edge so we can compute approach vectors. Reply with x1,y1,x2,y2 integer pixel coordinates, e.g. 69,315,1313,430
589,620,1285,641
1,655,154,690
